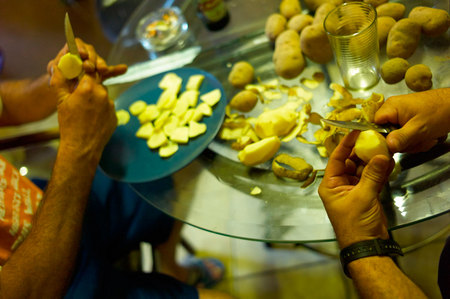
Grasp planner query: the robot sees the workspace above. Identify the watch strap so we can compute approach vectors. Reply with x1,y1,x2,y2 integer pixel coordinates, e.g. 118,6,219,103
340,238,403,278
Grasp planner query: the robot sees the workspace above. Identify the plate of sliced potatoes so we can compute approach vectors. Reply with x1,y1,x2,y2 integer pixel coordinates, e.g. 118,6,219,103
100,67,226,183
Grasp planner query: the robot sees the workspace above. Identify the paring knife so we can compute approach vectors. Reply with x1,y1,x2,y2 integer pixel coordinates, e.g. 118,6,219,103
64,12,80,59
321,119,398,134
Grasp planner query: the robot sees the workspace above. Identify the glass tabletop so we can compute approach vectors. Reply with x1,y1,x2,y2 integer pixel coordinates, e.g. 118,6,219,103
106,0,450,242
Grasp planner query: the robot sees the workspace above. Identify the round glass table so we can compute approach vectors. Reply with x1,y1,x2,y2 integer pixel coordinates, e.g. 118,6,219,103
104,0,450,243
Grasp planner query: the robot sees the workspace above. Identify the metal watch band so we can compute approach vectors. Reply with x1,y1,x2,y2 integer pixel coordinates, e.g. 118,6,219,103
340,238,403,278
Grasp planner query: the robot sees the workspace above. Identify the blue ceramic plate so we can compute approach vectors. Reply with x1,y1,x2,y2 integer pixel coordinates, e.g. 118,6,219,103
99,67,226,183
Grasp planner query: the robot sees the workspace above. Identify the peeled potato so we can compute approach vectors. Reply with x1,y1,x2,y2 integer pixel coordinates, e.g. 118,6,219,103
116,110,130,126
58,53,82,79
354,130,390,164
238,136,281,166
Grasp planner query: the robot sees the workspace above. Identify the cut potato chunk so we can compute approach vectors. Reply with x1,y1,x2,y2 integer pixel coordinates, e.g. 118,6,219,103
169,126,189,144
200,89,221,106
188,121,207,138
159,72,182,93
186,74,205,90
154,110,171,129
179,90,200,107
129,100,147,116
159,141,179,158
157,89,178,110
116,110,130,126
197,102,213,117
138,105,160,123
179,108,196,126
163,116,180,136
172,96,190,117
250,186,262,195
238,136,281,166
58,53,83,79
147,130,167,149
136,122,154,139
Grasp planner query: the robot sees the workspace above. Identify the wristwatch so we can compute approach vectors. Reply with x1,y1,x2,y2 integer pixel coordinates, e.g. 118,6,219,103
340,238,403,278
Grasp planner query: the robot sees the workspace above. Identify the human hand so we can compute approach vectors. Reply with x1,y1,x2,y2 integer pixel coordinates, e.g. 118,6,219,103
318,131,394,249
49,63,117,163
47,38,127,81
375,88,450,153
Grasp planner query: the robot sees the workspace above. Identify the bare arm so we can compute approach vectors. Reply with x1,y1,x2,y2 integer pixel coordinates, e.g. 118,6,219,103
348,256,427,299
0,67,117,298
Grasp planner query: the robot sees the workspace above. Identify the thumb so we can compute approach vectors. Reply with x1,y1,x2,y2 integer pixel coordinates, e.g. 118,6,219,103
358,155,391,195
386,119,421,153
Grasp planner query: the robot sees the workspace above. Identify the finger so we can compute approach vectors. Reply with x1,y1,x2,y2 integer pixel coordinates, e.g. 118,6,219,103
76,38,89,60
101,64,128,80
358,155,392,195
374,100,399,125
385,118,425,153
95,56,108,74
49,65,71,104
344,158,357,174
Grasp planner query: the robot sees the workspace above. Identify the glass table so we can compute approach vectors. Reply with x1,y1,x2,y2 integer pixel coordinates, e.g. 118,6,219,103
105,0,450,242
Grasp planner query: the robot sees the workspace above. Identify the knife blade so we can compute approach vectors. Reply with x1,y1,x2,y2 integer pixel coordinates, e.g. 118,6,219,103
321,119,398,134
64,13,80,59
103,46,202,86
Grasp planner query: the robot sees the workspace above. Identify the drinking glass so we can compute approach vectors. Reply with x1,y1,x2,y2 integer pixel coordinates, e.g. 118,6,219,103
324,2,380,90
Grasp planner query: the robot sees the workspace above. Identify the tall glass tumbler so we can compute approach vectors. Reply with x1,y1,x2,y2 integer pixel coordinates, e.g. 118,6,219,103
324,2,380,90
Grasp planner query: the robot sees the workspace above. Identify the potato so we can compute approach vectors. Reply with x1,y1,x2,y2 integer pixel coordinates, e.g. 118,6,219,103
238,136,281,166
377,16,396,47
376,3,405,21
228,61,254,89
386,18,421,59
287,14,314,33
229,90,258,112
354,130,390,164
304,0,342,11
300,24,333,64
255,108,297,138
272,153,313,180
58,53,82,79
273,30,306,79
381,58,410,84
363,0,387,8
405,64,432,92
280,0,302,19
409,6,450,37
313,3,336,26
265,14,287,41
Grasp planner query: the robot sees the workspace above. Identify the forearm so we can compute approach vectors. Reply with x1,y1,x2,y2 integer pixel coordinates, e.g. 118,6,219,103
348,256,428,299
0,74,58,126
0,147,99,298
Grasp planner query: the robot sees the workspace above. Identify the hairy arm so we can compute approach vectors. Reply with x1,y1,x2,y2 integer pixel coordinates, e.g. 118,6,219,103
0,74,58,126
348,256,427,299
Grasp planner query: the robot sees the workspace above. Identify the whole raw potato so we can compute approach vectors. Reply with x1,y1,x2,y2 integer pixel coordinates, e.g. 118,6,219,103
287,14,314,33
304,0,342,11
273,30,305,79
381,58,410,84
275,29,301,47
229,90,258,112
363,0,388,7
386,18,421,59
409,6,450,37
313,3,336,25
300,24,333,64
377,16,396,47
228,61,254,89
376,3,405,20
405,64,432,92
280,0,302,19
265,14,287,41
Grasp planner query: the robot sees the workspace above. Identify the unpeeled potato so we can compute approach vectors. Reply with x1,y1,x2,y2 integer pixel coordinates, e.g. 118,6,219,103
386,18,421,59
405,64,432,92
409,6,450,37
265,14,287,42
300,24,333,64
228,61,255,89
376,3,405,20
287,14,314,33
229,90,258,112
377,16,396,47
381,58,410,84
280,0,302,19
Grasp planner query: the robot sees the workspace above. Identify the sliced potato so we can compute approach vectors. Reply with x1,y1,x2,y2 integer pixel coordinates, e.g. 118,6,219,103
138,104,160,124
169,126,189,144
159,141,179,158
186,74,205,90
154,110,171,129
116,109,130,126
197,102,213,117
58,53,82,79
156,89,178,109
179,90,200,107
136,122,154,139
129,100,147,116
200,89,221,106
188,121,207,138
159,72,182,92
172,96,190,117
180,108,196,126
147,129,167,149
163,116,180,136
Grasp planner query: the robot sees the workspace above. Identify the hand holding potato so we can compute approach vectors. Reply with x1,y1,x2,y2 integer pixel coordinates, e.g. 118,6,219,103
375,88,450,153
318,131,393,249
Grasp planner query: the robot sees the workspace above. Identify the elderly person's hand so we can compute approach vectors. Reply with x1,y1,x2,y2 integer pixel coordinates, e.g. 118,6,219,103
318,131,394,249
375,88,450,153
47,38,127,81
49,62,117,163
